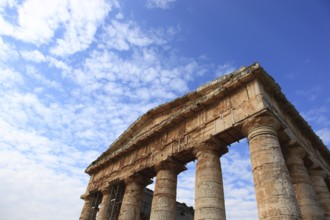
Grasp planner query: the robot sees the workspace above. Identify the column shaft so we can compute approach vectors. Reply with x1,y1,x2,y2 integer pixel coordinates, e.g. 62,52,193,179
150,160,186,220
309,169,330,219
286,146,324,219
244,118,302,219
96,190,111,220
79,198,92,220
194,145,226,220
118,175,150,220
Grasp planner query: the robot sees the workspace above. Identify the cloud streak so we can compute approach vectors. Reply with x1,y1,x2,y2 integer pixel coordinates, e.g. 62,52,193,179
2,0,327,218
146,0,176,9
0,1,259,219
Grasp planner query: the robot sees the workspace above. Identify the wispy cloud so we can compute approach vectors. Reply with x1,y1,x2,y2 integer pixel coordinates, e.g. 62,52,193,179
0,1,256,219
301,106,330,127
215,62,236,77
146,0,176,9
50,0,118,56
0,0,119,56
294,85,323,101
0,36,18,62
222,141,258,220
20,50,46,62
317,128,330,146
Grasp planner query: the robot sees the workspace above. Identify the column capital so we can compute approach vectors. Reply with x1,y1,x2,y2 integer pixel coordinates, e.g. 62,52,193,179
124,173,152,187
194,142,228,158
242,115,281,137
80,193,91,201
154,158,186,174
99,187,111,195
285,144,306,161
309,169,328,179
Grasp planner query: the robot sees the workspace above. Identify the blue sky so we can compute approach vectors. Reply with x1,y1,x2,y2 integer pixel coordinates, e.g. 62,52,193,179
0,0,329,219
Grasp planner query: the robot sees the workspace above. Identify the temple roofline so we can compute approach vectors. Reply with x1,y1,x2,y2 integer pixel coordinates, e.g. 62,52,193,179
86,62,329,174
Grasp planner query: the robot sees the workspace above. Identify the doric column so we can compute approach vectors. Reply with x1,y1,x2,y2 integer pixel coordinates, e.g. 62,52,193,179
150,159,186,220
118,174,151,220
79,195,92,220
308,169,330,219
242,116,302,219
285,145,324,219
96,188,111,220
194,143,227,220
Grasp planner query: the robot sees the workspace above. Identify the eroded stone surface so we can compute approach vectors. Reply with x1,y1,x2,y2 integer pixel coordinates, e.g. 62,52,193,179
309,169,330,219
243,118,302,219
149,160,186,220
80,63,330,220
194,143,226,220
119,175,151,220
285,145,324,220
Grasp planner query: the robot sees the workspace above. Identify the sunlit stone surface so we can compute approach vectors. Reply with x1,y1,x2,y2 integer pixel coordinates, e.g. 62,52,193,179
80,63,330,220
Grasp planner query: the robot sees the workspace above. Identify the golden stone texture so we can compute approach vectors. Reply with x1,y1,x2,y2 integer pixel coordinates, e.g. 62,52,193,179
80,63,330,220
285,145,324,220
119,175,151,220
194,144,227,220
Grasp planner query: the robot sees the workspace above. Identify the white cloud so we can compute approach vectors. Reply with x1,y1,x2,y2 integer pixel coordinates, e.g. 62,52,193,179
0,116,98,220
0,36,18,62
50,0,117,56
0,1,247,219
1,0,69,44
20,49,46,62
221,142,258,220
0,67,23,89
103,20,167,51
215,62,236,77
25,65,62,89
0,0,119,56
146,0,176,9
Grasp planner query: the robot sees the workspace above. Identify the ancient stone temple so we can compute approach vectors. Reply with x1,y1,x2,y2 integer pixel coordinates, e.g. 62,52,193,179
80,63,330,220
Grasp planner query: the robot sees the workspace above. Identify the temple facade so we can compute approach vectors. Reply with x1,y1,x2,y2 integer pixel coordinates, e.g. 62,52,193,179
80,63,330,220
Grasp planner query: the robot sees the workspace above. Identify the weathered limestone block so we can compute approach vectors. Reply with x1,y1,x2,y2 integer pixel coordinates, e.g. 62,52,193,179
194,143,226,220
96,189,111,220
309,169,330,220
285,145,324,220
150,159,186,220
79,196,92,220
118,174,151,220
242,116,302,220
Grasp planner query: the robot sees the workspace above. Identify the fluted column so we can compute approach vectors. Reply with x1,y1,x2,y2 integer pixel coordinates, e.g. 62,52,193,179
194,143,227,220
96,188,111,220
285,145,324,219
242,116,302,219
118,174,151,220
150,159,186,220
80,195,92,220
309,169,330,219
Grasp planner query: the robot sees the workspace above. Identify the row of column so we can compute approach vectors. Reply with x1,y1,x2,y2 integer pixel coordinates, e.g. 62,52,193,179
243,115,330,220
80,144,228,220
81,115,330,220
